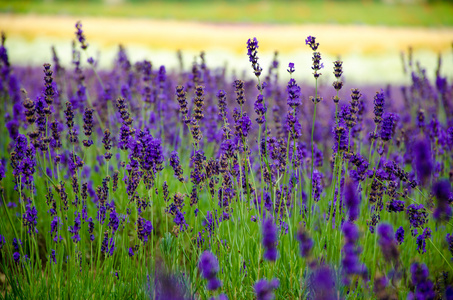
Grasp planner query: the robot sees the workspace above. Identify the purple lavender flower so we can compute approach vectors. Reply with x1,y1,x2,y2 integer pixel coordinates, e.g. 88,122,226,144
406,204,428,231
23,203,38,235
13,238,22,251
342,222,365,282
446,233,453,256
254,94,267,125
254,278,279,300
380,113,396,141
386,199,405,213
305,36,319,51
68,211,81,243
151,266,192,299
236,113,252,138
296,227,313,257
108,208,120,233
395,226,404,245
312,169,323,203
413,137,433,186
13,252,20,263
262,217,278,261
128,247,134,257
169,151,184,182
50,249,56,264
0,234,5,250
432,179,452,221
373,90,385,125
344,180,360,221
108,237,115,256
416,227,432,254
137,216,153,243
75,21,88,49
377,223,399,262
0,159,6,181
287,62,295,74
286,78,301,109
409,263,435,300
50,216,62,243
173,209,188,232
285,113,302,140
198,250,221,291
310,266,336,300
247,37,262,77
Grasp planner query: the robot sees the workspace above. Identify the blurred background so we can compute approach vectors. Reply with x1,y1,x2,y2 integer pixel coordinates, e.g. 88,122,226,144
0,0,452,84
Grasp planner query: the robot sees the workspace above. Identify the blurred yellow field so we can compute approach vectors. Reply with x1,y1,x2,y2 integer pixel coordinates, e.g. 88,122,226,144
1,14,451,55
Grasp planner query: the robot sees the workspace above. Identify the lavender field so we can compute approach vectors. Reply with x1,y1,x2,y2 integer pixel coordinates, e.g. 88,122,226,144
0,20,452,299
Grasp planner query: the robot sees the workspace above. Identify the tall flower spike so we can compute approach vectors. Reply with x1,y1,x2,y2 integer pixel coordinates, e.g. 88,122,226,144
43,63,55,106
262,217,277,261
198,251,221,291
193,85,205,121
75,21,88,50
373,90,385,125
296,226,313,257
377,223,399,262
247,37,262,77
380,113,396,141
234,80,245,106
432,179,452,221
176,85,190,124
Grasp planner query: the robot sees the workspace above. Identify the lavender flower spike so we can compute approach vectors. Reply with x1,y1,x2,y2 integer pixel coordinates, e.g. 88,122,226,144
262,217,278,261
254,278,279,300
75,21,88,50
198,250,221,291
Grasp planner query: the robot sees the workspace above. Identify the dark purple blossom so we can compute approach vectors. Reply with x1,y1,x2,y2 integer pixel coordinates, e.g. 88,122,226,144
286,78,301,109
0,234,5,250
406,204,428,230
305,36,319,51
342,222,366,282
344,180,360,221
50,216,62,243
312,169,323,203
296,227,313,257
236,113,252,138
395,226,404,245
254,278,279,300
50,249,56,264
108,208,120,233
386,199,405,213
416,227,432,254
75,21,88,49
413,137,433,186
380,113,396,141
68,211,81,243
373,90,385,124
377,223,399,262
287,62,295,74
22,203,38,235
173,209,188,232
262,217,277,261
13,238,22,251
13,252,20,263
137,216,153,243
310,266,336,300
246,37,262,77
409,263,435,300
198,250,221,291
432,179,452,221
